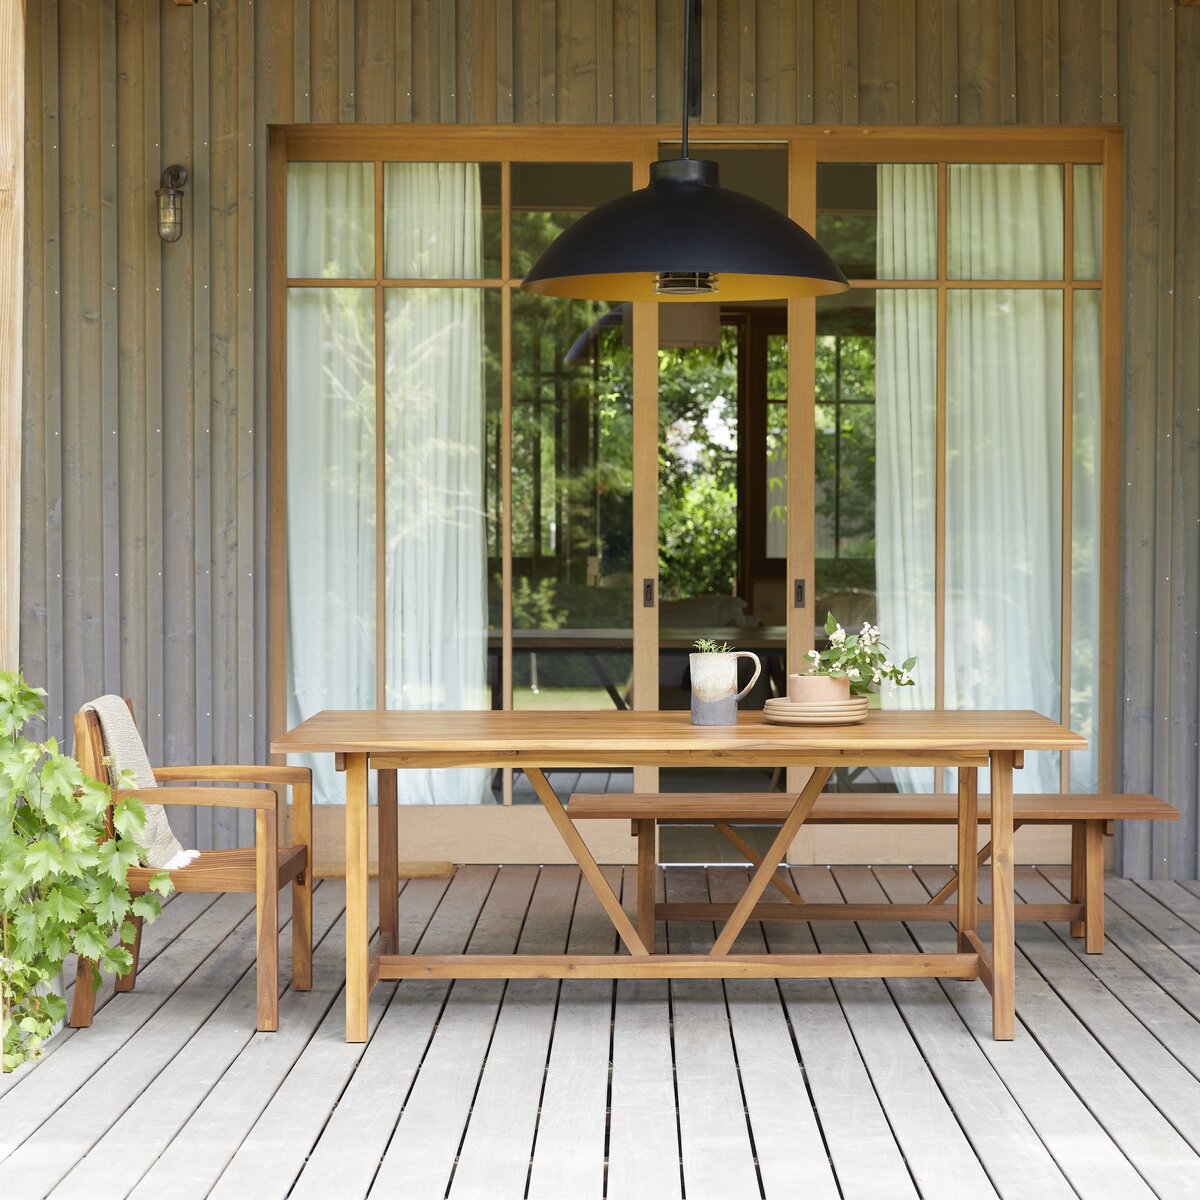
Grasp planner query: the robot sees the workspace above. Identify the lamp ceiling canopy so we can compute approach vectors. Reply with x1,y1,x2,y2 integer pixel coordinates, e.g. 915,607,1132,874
520,0,849,303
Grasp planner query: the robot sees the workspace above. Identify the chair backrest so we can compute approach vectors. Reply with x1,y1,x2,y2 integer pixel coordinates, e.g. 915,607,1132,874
73,698,138,786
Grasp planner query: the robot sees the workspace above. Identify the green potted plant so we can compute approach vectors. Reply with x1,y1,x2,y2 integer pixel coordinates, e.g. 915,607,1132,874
1,671,171,1072
789,613,917,703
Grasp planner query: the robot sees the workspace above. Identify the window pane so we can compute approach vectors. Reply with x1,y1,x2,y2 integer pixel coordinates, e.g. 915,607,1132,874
1073,164,1103,280
511,163,632,279
384,162,501,279
948,164,1064,280
946,289,1063,792
286,288,376,803
287,162,374,278
818,163,937,280
509,293,634,723
817,289,936,792
765,395,787,560
384,288,499,803
1071,291,1102,791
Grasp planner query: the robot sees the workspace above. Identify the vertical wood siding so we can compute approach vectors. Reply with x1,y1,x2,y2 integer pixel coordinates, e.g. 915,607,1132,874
18,0,1200,876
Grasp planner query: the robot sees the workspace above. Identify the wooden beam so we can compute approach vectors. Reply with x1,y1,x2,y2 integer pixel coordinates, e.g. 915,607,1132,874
0,0,23,671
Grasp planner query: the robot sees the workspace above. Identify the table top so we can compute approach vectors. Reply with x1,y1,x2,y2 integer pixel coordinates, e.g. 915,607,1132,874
273,708,1086,756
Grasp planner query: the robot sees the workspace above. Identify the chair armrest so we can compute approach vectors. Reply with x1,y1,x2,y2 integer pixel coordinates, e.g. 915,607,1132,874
152,764,311,786
114,786,276,811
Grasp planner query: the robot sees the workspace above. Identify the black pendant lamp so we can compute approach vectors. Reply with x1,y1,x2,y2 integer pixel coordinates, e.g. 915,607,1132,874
521,0,849,302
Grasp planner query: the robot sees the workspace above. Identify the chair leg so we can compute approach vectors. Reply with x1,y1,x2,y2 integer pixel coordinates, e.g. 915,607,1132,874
115,914,144,992
1083,820,1105,954
636,819,657,953
256,805,279,1032
70,958,98,1027
290,778,313,991
1069,822,1086,938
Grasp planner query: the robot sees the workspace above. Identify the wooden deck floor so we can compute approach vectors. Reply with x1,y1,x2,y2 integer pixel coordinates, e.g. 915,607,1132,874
5,865,1200,1199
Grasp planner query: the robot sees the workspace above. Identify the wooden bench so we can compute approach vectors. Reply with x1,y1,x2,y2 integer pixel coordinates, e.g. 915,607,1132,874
568,791,1178,954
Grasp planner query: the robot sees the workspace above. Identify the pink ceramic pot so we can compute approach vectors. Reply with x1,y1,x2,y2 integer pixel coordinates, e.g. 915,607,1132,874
787,672,851,703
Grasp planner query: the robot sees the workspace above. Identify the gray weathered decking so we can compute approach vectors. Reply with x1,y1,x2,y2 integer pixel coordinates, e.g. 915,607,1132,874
4,865,1200,1199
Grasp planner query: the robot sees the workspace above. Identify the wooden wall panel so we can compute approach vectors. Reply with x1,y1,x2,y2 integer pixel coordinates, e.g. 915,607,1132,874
16,0,1199,875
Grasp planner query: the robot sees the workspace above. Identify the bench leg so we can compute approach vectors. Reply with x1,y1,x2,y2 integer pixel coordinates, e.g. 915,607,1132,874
114,914,144,992
637,819,657,953
1083,820,1105,953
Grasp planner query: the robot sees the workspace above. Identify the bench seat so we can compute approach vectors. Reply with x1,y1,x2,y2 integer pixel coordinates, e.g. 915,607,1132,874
567,791,1174,824
568,790,1177,954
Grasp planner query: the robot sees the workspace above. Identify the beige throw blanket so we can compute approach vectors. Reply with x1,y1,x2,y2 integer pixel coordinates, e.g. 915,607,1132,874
81,695,200,871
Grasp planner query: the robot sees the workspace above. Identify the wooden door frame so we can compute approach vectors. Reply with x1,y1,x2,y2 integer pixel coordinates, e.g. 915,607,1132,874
0,0,23,672
267,123,1122,858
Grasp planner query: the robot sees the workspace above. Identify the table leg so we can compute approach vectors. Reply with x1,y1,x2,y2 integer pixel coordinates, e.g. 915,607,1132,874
710,767,832,957
956,766,978,952
377,768,399,954
990,750,1016,1041
345,753,370,1043
525,767,648,956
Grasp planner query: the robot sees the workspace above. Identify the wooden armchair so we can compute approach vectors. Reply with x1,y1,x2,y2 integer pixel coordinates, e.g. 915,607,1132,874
69,705,312,1032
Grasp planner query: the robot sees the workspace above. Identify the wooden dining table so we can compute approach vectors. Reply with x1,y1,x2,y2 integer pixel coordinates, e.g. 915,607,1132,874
272,709,1086,1043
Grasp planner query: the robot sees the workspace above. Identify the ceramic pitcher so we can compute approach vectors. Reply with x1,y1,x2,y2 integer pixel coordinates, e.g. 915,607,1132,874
689,651,762,726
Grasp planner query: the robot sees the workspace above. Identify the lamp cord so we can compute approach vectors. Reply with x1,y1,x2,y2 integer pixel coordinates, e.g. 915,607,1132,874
681,0,698,160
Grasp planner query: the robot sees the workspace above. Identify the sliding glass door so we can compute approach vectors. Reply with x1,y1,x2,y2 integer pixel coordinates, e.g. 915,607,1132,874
272,127,1118,836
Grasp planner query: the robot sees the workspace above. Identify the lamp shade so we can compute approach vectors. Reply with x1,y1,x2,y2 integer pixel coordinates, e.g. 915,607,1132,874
521,158,850,302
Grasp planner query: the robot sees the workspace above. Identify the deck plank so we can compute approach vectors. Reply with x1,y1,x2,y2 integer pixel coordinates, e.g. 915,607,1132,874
664,866,764,1200
0,892,257,1164
202,872,463,1200
366,866,544,1197
832,866,1077,1200
794,866,999,1200
521,867,620,1200
765,871,918,1200
5,865,1200,1197
913,865,1196,1197
1037,866,1200,1022
877,866,1157,1199
0,892,220,1102
448,867,584,1198
5,884,295,1199
606,865,683,1200
1106,879,1200,971
704,867,842,1199
1018,869,1200,1080
123,881,372,1200
50,883,342,1200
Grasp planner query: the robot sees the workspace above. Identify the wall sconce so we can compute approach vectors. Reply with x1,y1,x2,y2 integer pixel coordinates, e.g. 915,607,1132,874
155,165,188,243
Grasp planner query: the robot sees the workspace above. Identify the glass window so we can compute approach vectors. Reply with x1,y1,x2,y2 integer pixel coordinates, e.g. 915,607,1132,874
286,287,377,802
509,293,634,718
817,288,936,793
511,162,631,279
948,164,1064,279
384,162,501,279
1073,164,1103,280
287,162,374,278
383,287,500,807
765,334,788,560
818,163,937,280
946,289,1063,792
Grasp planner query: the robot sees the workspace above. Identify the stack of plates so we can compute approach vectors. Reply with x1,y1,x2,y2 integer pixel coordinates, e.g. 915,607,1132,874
762,695,869,726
